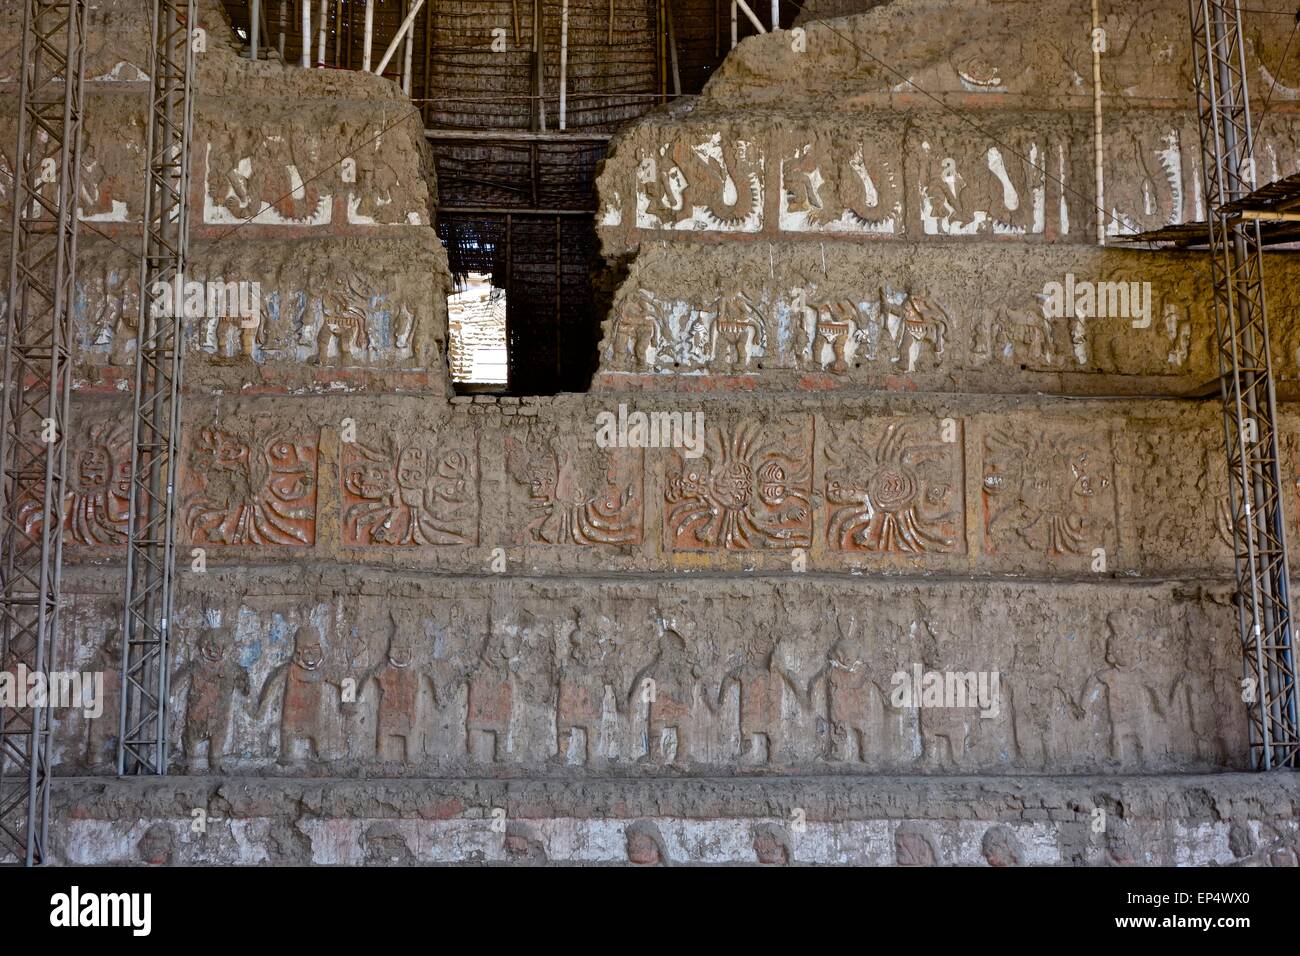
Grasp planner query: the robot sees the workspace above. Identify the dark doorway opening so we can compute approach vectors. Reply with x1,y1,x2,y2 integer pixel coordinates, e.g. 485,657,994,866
434,132,608,395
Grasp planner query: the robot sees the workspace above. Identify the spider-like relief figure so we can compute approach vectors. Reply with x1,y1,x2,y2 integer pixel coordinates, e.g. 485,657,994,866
825,423,957,553
983,430,1106,556
185,428,317,546
665,419,812,550
341,437,476,546
505,434,641,546
17,423,133,546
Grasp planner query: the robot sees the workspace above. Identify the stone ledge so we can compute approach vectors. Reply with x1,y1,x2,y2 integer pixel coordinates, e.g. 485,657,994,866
46,774,1300,866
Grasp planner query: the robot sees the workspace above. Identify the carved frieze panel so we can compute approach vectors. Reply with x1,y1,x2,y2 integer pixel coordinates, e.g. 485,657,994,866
665,417,813,551
1103,118,1198,238
180,424,319,546
200,117,428,229
340,427,479,546
74,256,142,367
905,125,1051,238
968,262,1209,377
635,131,765,233
504,426,643,547
779,132,903,235
603,285,773,373
789,283,952,375
188,258,420,368
980,424,1116,561
15,417,133,550
597,242,1227,386
70,249,428,372
0,108,146,227
1124,423,1231,571
823,418,964,555
54,579,1244,775
78,109,147,222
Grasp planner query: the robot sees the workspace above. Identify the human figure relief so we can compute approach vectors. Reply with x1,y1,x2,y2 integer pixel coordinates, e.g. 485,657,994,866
490,610,558,764
367,615,426,763
634,623,697,766
423,603,483,762
608,290,664,371
174,625,250,773
706,287,768,371
313,277,371,365
76,628,122,771
259,625,340,765
974,294,1057,366
207,135,257,220
207,292,264,361
882,288,950,374
828,652,920,769
784,148,826,217
103,270,142,367
558,616,624,764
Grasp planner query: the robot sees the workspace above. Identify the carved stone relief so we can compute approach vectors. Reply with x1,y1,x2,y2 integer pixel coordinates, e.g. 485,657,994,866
780,135,903,235
45,580,1237,775
201,119,428,229
908,127,1049,237
341,428,479,546
504,426,643,546
981,425,1115,559
13,417,132,549
824,419,963,554
180,425,319,546
635,132,764,232
664,417,812,550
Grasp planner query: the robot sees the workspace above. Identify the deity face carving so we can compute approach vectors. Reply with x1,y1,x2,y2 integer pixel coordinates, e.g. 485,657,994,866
206,430,253,482
344,458,395,500
666,466,706,503
396,446,428,507
711,461,754,509
199,628,229,663
267,439,315,499
293,626,324,670
78,445,110,491
759,461,792,506
388,633,412,669
526,461,556,502
867,465,918,515
396,447,428,490
112,456,132,497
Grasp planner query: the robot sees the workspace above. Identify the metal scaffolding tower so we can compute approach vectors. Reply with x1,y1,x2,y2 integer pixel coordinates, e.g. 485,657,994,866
1189,0,1300,769
118,0,198,777
0,0,86,864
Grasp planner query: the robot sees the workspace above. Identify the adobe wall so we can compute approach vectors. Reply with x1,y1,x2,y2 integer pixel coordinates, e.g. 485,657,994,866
3,0,1300,864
